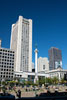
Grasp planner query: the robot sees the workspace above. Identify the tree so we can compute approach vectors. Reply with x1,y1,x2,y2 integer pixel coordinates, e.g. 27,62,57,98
46,77,53,85
61,78,66,84
7,81,17,88
52,77,59,84
38,77,45,85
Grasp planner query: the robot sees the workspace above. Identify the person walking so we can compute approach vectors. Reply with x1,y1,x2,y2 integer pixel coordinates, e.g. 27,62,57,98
17,89,21,98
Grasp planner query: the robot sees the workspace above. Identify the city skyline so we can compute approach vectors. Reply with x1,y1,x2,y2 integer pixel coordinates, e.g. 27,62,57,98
0,0,67,69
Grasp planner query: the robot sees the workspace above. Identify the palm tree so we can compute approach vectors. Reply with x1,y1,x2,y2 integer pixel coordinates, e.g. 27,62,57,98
61,78,66,84
52,77,59,84
46,77,53,85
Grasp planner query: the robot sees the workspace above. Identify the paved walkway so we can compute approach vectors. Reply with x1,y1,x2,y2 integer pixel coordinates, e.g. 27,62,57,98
21,92,35,97
1,85,67,98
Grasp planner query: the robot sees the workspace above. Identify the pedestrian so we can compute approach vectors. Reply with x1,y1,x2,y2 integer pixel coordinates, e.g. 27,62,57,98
17,89,21,98
26,88,27,92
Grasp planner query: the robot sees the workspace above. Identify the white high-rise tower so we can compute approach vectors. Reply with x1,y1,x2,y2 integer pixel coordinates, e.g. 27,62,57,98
10,16,32,72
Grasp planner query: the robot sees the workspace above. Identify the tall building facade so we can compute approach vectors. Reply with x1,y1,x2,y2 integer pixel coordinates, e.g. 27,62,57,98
49,47,62,70
32,62,34,69
0,40,14,80
10,16,32,72
38,57,49,73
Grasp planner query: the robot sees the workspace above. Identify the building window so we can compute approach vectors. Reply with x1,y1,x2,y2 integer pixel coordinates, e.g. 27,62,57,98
43,65,45,69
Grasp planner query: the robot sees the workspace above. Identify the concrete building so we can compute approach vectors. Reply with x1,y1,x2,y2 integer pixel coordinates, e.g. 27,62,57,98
46,67,67,80
49,47,62,70
38,57,49,73
32,62,35,72
32,62,34,69
10,16,32,72
14,71,49,81
14,67,67,81
0,40,14,80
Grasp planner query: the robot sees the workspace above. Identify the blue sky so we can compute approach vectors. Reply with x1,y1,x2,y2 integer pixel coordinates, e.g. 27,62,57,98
0,0,67,69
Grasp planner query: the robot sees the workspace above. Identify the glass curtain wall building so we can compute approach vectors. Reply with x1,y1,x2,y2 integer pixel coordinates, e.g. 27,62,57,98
49,47,62,70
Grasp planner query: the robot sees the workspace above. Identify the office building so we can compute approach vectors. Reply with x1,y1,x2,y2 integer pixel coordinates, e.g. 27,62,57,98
10,16,32,72
49,47,62,70
0,40,14,80
32,62,34,69
38,57,49,73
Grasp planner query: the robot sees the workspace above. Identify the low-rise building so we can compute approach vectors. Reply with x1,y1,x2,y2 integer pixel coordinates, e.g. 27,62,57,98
38,57,49,72
46,67,67,80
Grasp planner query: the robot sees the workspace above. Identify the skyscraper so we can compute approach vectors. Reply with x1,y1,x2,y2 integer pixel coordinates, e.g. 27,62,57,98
10,16,32,72
49,47,62,70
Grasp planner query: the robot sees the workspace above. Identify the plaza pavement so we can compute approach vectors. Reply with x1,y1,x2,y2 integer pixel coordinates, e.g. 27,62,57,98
1,85,67,98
